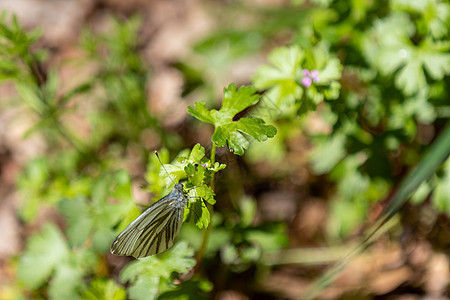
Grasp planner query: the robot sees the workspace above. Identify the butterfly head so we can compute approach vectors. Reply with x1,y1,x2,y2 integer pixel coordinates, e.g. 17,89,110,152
174,183,184,192
173,182,189,198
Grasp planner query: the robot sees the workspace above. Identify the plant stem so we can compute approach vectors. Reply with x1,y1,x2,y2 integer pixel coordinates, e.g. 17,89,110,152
195,142,216,270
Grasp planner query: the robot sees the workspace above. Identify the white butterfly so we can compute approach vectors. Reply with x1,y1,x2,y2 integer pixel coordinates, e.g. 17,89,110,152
110,183,188,258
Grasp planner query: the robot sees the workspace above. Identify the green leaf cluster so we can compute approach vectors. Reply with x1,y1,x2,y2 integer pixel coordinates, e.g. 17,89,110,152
17,224,97,299
0,14,44,83
252,43,342,118
188,84,277,155
120,242,196,300
82,279,126,300
361,13,450,96
59,171,137,252
213,197,288,272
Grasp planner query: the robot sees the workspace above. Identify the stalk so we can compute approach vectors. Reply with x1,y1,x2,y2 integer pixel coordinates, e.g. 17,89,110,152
195,142,216,270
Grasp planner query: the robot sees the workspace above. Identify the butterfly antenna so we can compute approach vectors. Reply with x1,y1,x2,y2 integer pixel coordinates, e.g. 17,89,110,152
155,150,176,185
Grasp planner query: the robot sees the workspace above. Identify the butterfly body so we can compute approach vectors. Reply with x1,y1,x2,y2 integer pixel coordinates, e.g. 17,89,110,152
110,183,188,258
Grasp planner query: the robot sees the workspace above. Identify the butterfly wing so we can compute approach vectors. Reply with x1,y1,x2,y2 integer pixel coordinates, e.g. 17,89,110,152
110,192,185,258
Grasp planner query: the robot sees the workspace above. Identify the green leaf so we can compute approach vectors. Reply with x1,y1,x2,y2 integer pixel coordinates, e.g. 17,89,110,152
421,38,450,80
245,223,288,252
188,84,277,155
187,102,214,124
221,243,238,264
59,171,136,252
403,89,436,124
126,272,159,300
18,224,69,289
253,45,304,101
82,279,126,300
310,133,347,174
16,158,49,221
15,81,45,114
391,0,450,38
110,169,134,201
59,198,92,247
327,195,366,239
239,196,256,228
185,163,205,186
184,183,215,229
43,68,59,106
18,224,96,298
188,143,206,162
49,263,83,300
159,278,212,300
120,242,195,300
191,185,216,205
220,85,260,119
432,158,450,215
188,198,210,229
362,14,450,96
395,56,427,95
212,118,277,155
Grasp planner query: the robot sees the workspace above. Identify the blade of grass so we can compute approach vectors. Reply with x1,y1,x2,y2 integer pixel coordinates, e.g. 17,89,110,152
302,122,450,299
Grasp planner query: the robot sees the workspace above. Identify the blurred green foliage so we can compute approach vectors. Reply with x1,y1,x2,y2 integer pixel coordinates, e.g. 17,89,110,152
120,242,197,299
1,0,449,298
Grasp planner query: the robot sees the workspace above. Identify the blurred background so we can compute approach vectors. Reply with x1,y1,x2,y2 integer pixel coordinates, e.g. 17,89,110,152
0,0,449,299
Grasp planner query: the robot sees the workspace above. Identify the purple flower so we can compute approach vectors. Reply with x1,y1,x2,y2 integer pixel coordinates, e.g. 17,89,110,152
301,77,312,88
311,69,319,82
301,69,320,87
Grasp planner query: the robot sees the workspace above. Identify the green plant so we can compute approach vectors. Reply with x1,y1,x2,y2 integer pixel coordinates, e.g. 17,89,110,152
1,0,449,298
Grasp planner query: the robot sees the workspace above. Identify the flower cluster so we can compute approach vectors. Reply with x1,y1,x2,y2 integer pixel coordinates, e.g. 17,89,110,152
301,69,319,88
